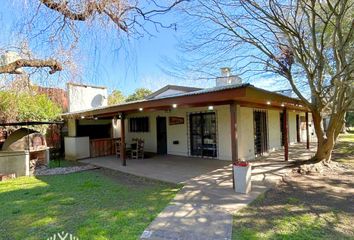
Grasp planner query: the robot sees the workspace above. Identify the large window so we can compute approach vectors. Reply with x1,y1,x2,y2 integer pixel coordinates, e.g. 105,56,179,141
129,117,149,132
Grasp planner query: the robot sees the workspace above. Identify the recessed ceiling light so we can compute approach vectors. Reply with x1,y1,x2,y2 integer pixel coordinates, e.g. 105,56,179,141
208,106,214,110
172,104,177,108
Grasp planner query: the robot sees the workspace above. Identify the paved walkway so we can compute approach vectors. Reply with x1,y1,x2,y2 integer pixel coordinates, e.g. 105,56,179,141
140,143,317,240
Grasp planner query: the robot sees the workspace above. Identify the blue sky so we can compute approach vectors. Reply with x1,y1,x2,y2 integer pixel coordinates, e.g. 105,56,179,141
0,1,285,95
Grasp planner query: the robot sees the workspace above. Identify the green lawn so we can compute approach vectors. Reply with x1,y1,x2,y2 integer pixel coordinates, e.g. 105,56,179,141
338,132,354,143
334,132,354,166
232,132,354,240
48,158,83,168
0,170,180,240
232,195,353,240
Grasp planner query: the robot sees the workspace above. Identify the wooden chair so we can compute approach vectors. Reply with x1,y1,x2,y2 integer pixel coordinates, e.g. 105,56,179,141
115,139,121,158
131,138,144,159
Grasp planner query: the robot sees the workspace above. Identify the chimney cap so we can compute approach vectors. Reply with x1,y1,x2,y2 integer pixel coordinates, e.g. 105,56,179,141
220,67,231,77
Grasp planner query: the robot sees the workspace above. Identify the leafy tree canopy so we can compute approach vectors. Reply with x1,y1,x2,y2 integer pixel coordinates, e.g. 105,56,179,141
0,91,61,124
125,88,153,102
108,90,125,105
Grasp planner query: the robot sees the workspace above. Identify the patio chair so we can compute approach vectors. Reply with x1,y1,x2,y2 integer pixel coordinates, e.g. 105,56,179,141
115,139,121,158
131,138,144,159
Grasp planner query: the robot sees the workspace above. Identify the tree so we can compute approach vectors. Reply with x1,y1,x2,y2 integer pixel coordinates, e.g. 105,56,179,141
108,90,125,105
178,0,354,163
0,0,184,76
346,112,354,129
126,88,152,102
0,91,61,133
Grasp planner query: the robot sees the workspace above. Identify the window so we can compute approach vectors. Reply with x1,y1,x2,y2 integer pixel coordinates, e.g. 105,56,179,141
129,117,149,132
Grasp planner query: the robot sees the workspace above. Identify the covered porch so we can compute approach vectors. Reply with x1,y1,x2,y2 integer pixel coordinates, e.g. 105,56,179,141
81,142,317,184
64,84,314,189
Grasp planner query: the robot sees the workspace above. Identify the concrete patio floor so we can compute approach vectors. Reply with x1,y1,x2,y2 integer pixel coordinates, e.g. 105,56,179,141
81,142,317,185
81,155,230,184
81,143,317,240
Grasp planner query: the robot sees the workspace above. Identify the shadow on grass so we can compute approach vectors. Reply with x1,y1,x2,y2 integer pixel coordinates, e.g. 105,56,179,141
233,171,354,240
0,169,180,240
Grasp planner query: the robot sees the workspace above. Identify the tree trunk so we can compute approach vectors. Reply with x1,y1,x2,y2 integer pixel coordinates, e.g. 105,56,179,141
311,110,345,163
313,137,334,163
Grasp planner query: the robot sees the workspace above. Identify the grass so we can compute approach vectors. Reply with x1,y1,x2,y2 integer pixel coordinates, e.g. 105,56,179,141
48,158,82,168
333,132,354,166
0,170,180,240
232,190,353,240
232,133,354,240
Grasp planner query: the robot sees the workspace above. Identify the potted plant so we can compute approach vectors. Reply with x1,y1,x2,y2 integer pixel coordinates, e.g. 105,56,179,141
233,160,251,194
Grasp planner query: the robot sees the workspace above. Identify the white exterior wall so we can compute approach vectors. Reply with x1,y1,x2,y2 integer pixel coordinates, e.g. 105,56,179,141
268,110,281,151
125,112,158,153
237,106,255,161
216,106,232,160
288,111,297,144
68,84,108,112
112,118,121,138
64,136,90,160
59,102,305,162
125,105,232,160
124,105,302,161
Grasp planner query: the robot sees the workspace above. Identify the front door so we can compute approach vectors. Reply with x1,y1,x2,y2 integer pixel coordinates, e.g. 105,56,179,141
254,110,268,155
189,112,217,157
156,117,167,154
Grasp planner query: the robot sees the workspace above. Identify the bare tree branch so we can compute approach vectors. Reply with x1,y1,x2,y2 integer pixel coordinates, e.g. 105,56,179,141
0,59,62,75
173,0,354,162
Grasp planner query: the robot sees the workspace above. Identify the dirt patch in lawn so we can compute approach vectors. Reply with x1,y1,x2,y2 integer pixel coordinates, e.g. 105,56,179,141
233,166,354,239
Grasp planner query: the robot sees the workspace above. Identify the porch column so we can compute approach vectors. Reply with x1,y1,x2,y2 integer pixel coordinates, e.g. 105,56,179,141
296,114,301,143
283,108,289,161
120,113,127,166
305,112,310,149
230,102,238,189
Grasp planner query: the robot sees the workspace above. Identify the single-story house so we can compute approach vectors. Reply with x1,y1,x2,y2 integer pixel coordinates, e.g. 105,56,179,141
62,74,314,165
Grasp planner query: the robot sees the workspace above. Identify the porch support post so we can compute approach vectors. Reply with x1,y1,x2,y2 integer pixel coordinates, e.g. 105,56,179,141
230,102,238,189
283,108,289,161
296,114,301,143
120,113,126,166
305,112,310,149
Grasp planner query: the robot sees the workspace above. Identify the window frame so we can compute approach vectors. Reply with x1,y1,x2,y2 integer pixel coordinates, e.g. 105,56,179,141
129,117,149,132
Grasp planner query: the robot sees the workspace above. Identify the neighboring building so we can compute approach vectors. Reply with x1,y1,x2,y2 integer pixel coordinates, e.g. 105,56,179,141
275,89,298,98
63,69,313,162
36,86,68,112
67,83,108,112
146,85,202,99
